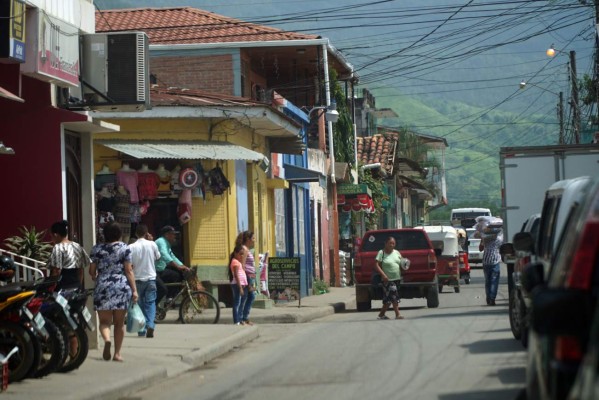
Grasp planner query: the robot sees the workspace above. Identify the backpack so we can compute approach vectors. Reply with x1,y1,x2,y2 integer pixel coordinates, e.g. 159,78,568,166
208,165,230,195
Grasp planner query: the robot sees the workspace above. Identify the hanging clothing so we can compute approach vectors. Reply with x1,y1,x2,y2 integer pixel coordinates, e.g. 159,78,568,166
116,170,139,203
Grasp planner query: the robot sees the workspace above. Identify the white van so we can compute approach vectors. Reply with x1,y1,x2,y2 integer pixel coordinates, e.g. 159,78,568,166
450,207,491,228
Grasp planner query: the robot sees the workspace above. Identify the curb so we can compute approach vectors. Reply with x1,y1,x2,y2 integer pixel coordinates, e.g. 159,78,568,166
85,366,168,400
181,326,259,367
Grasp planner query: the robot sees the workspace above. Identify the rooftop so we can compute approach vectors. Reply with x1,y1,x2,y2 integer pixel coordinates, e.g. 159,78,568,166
95,7,319,44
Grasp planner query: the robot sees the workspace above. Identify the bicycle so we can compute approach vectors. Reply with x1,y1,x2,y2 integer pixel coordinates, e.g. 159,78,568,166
154,267,220,324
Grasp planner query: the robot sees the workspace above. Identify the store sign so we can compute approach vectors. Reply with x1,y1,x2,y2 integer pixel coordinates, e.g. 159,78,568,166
22,9,79,86
268,257,301,302
337,183,372,197
0,0,26,62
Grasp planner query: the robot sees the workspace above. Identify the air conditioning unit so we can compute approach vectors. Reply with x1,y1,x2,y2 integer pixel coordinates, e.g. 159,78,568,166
79,32,150,111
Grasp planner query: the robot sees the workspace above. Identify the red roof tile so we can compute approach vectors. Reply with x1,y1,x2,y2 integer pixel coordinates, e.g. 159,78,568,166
356,133,399,175
95,7,319,44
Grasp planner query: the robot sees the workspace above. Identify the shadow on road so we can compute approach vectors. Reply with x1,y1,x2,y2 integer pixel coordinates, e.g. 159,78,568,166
462,337,525,354
439,387,523,400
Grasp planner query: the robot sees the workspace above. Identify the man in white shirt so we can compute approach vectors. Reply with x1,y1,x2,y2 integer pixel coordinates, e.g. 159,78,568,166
129,224,161,338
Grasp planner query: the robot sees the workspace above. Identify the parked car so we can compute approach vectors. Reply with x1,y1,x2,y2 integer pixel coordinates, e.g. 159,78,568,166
513,176,596,400
354,228,439,311
507,213,541,347
466,228,482,264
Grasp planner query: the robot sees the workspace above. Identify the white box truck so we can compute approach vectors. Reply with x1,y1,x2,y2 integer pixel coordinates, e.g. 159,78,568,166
500,144,599,243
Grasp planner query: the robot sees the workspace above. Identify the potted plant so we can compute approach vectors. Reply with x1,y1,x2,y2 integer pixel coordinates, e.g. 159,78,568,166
3,225,53,261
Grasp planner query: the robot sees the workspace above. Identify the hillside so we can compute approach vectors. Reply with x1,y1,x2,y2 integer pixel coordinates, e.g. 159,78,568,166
374,88,555,208
95,0,591,211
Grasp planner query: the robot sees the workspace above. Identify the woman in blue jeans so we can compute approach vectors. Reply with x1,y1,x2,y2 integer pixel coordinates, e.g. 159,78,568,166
237,231,257,325
480,232,503,306
229,244,248,325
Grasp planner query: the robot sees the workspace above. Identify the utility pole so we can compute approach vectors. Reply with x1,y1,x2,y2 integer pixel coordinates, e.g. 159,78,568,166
559,91,564,145
570,50,581,144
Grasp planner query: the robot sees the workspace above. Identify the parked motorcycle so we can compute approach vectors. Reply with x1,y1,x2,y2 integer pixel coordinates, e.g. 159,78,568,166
0,286,46,382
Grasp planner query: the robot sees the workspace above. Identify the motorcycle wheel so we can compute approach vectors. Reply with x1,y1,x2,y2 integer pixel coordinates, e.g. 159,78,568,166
33,317,68,378
24,324,42,379
0,321,35,383
57,326,88,373
179,290,220,324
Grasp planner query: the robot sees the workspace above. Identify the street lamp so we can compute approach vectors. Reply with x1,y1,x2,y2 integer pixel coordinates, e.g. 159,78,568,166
519,80,564,144
308,102,339,123
545,44,580,143
0,142,15,155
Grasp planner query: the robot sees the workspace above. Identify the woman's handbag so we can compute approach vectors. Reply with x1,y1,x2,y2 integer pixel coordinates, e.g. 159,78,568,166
126,302,146,333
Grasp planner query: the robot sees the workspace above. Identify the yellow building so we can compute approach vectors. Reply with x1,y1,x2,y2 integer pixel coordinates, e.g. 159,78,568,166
91,88,301,294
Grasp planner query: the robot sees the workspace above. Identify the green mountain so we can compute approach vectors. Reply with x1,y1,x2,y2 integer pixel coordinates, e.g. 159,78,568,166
95,0,592,215
374,88,555,213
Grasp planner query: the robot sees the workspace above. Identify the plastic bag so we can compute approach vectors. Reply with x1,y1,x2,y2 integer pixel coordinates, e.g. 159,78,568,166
126,303,146,333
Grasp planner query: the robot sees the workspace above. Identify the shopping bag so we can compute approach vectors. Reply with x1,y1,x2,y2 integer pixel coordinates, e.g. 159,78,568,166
126,302,146,333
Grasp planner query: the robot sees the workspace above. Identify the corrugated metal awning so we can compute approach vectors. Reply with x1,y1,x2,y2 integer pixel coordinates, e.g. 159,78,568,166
97,140,265,161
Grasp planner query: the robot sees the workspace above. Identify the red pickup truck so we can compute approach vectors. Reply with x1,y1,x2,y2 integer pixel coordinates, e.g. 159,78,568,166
354,228,439,311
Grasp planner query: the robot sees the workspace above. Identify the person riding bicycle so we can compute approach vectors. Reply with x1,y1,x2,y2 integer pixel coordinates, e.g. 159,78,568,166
155,225,191,302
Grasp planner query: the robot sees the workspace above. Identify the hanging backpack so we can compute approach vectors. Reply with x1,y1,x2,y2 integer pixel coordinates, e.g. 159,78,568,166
208,165,230,195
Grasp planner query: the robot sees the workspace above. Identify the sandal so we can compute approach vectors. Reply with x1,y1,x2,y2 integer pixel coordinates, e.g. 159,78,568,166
377,315,390,320
395,315,405,320
103,341,111,361
243,320,254,326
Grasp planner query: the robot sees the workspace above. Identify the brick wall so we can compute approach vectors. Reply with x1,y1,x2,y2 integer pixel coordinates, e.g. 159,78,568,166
151,54,235,94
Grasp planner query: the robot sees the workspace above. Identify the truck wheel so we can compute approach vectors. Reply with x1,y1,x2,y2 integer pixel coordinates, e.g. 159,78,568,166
355,287,371,312
427,282,440,308
509,288,522,340
454,286,460,293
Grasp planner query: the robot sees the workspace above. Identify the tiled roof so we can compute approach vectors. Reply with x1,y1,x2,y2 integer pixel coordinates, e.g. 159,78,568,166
356,132,399,176
95,7,319,44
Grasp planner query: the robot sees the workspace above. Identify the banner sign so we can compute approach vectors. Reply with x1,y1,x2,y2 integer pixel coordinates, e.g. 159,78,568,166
268,257,300,302
22,10,79,86
337,183,372,197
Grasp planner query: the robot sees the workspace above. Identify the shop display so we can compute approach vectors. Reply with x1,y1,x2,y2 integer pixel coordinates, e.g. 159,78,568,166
94,161,224,240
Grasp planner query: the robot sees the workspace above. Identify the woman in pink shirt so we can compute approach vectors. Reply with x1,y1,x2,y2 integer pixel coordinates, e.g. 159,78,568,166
229,244,248,326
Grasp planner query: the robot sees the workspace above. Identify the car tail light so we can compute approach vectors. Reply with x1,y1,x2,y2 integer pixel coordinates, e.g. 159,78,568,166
566,194,599,290
555,335,583,362
428,252,437,269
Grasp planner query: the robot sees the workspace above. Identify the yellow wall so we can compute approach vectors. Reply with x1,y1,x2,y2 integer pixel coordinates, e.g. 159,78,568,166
92,117,271,275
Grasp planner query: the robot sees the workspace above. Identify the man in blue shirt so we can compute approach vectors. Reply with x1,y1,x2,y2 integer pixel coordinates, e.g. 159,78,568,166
155,225,191,301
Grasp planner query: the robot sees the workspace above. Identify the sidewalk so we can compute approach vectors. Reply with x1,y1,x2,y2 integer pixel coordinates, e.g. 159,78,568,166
2,287,356,400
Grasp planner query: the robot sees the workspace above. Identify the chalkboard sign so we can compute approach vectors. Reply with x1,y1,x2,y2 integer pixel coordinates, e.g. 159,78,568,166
268,257,301,302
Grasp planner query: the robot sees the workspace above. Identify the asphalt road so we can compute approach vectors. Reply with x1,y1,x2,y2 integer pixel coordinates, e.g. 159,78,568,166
126,266,527,400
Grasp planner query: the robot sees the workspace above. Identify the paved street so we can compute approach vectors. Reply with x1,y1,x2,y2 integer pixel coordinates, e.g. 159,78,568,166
128,265,527,400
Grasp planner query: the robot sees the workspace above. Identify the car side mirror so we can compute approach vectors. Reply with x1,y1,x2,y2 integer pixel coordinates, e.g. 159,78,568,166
434,248,443,257
531,288,591,335
521,262,544,293
513,232,535,253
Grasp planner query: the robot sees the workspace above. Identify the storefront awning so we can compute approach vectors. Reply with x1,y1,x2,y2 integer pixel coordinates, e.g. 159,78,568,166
97,140,266,162
283,163,326,188
0,86,24,103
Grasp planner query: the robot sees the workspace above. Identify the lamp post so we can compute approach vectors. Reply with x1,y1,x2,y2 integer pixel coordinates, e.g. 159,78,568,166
519,80,565,144
547,45,580,144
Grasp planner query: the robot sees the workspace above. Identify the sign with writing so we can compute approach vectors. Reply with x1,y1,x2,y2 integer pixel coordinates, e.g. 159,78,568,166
337,183,372,197
22,9,79,86
268,257,300,302
0,0,26,62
